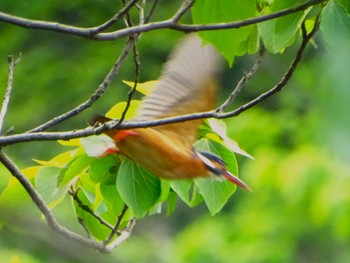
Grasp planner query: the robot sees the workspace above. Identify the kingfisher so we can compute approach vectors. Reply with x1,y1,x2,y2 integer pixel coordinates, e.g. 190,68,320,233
92,34,250,191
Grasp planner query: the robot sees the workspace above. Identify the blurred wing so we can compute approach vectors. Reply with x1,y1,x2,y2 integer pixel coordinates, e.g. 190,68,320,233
136,34,222,147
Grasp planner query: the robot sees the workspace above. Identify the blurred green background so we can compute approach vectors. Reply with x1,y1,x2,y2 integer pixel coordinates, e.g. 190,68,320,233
0,1,350,262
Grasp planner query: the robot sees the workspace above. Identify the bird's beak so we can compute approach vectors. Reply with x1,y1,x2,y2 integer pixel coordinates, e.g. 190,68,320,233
224,171,252,191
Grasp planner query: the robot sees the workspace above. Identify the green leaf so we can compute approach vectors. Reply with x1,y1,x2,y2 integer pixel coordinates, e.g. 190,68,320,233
117,159,161,218
100,184,125,221
170,179,192,206
258,0,311,53
192,0,257,65
58,154,94,187
73,190,110,240
321,1,350,47
167,191,177,216
194,139,238,215
35,166,69,208
89,155,120,185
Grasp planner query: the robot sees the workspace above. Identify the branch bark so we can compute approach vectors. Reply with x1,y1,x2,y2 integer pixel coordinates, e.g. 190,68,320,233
0,0,323,40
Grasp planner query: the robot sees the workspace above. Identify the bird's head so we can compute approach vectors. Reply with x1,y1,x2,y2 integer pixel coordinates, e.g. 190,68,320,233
196,151,251,191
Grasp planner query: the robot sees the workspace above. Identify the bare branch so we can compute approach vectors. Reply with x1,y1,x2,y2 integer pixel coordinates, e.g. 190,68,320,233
0,0,323,40
28,39,134,133
144,0,159,23
0,54,21,134
171,0,194,23
90,0,138,35
0,15,320,146
217,46,265,113
117,37,140,125
218,15,321,119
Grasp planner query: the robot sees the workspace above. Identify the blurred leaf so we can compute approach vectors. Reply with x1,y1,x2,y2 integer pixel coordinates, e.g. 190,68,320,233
106,100,141,119
99,183,125,221
58,154,94,187
207,119,254,159
117,159,161,218
33,150,75,168
73,189,110,241
80,135,117,158
122,80,158,95
258,0,311,53
57,138,81,146
35,166,69,208
194,139,237,215
192,0,257,65
89,155,120,185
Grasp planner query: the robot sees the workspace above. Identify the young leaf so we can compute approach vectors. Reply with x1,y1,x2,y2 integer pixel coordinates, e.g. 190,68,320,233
35,166,68,208
117,159,161,218
105,100,141,119
207,119,254,159
58,154,95,187
123,80,158,95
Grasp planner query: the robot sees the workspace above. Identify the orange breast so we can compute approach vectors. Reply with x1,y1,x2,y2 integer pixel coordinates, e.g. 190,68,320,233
115,128,208,180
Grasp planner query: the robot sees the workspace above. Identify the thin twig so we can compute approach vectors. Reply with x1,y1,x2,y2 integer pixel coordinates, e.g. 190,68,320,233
144,0,159,23
0,54,21,134
218,15,321,119
171,0,194,23
69,189,114,231
28,39,134,133
217,46,265,113
89,0,138,35
104,204,129,244
103,218,136,252
0,0,324,40
117,37,140,126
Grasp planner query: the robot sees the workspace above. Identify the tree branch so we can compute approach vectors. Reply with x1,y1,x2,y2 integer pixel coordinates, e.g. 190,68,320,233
0,0,323,40
217,46,265,113
89,0,138,35
28,38,134,133
0,151,135,252
0,15,320,146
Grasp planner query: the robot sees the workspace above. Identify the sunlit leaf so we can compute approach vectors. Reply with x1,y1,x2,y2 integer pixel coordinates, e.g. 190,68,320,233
207,119,254,159
117,159,161,218
80,135,117,158
33,150,75,168
58,154,95,187
123,80,158,95
35,166,70,208
57,138,81,146
105,100,141,119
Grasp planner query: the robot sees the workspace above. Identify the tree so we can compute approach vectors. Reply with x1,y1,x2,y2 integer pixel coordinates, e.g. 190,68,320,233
1,0,349,260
